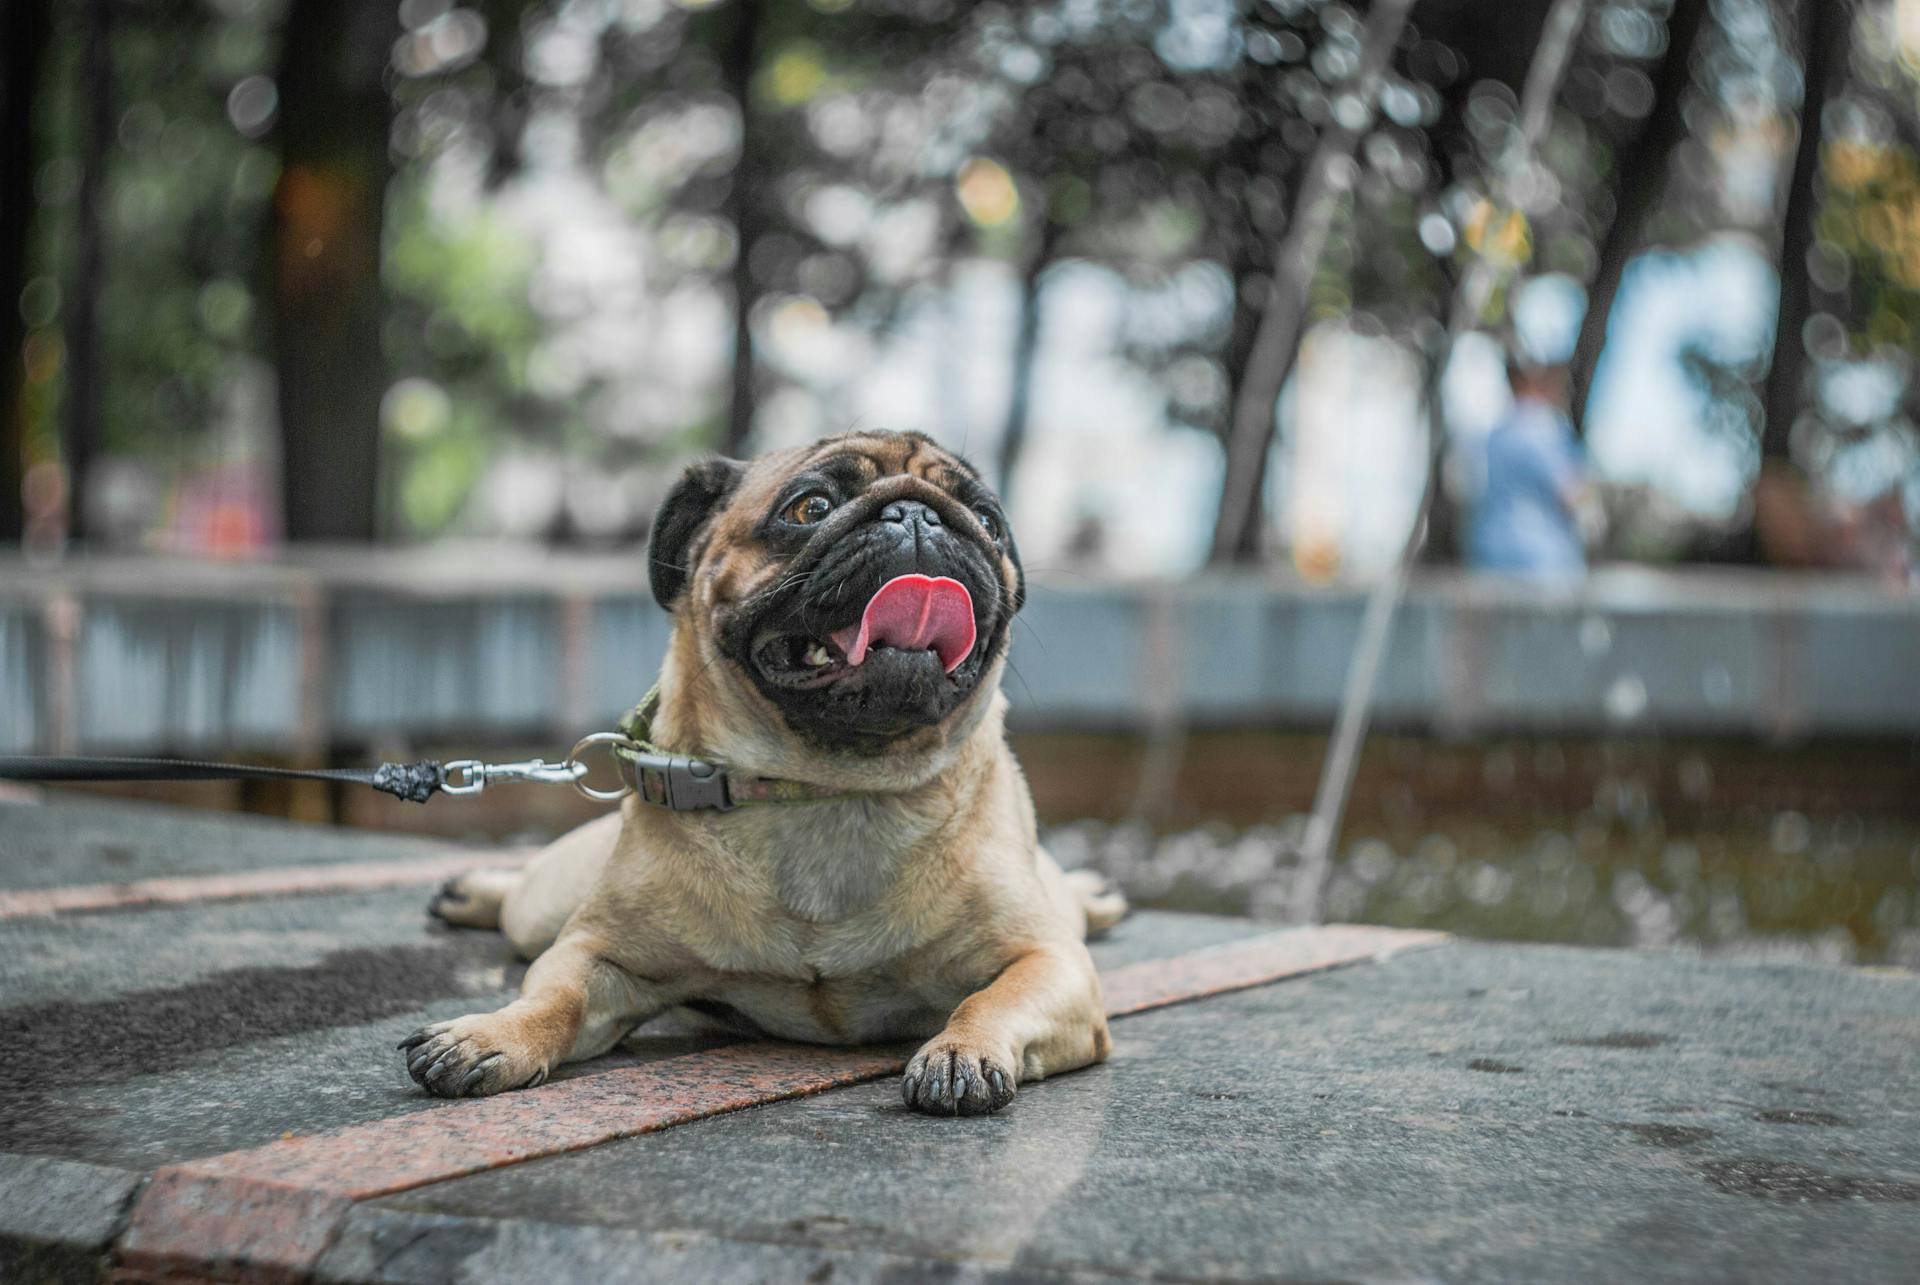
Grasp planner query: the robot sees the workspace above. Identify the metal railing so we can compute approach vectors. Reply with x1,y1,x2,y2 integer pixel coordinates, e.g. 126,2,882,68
2,549,1915,755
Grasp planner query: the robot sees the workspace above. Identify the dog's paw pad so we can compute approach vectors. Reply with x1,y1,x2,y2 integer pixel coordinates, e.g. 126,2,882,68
901,1041,1016,1117
399,1017,544,1098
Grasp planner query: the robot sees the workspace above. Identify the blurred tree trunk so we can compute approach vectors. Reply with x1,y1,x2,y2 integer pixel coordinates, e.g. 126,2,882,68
721,0,765,459
473,0,531,187
995,215,1062,506
0,0,53,542
273,0,396,542
1208,0,1417,567
1566,0,1709,433
64,0,113,544
1760,0,1851,463
1416,318,1462,564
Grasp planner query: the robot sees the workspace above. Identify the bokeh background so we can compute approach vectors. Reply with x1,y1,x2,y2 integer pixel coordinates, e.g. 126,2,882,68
1,0,1917,962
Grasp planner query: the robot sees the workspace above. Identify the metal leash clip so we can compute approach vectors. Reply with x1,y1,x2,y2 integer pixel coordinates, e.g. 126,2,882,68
566,732,642,803
441,756,588,797
439,734,732,809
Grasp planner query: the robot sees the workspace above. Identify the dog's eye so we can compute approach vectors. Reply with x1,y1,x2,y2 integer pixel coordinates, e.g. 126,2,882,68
973,507,1001,540
785,493,833,525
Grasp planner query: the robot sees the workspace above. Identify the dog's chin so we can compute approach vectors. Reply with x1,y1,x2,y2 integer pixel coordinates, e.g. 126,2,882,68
745,624,990,752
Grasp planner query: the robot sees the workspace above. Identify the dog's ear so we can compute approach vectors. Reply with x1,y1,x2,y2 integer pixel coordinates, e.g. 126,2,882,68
649,458,745,611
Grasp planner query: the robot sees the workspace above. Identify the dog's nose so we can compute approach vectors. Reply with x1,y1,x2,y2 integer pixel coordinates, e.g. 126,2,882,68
879,499,942,528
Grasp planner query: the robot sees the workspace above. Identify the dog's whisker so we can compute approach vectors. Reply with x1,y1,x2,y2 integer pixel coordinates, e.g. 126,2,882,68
1002,658,1034,709
1012,614,1050,654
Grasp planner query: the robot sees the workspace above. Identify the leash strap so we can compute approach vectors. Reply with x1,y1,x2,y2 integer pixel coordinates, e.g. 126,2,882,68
0,755,446,803
0,686,849,813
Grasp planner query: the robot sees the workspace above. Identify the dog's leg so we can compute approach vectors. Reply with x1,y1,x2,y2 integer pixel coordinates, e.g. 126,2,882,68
1034,847,1128,940
428,867,521,930
902,942,1110,1117
1061,867,1128,938
400,934,679,1097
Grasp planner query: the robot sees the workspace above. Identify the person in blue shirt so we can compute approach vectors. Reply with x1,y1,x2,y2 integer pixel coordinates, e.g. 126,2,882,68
1469,355,1596,577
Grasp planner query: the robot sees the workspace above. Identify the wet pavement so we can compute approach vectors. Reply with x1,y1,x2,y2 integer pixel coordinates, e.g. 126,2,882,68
1,792,1917,1283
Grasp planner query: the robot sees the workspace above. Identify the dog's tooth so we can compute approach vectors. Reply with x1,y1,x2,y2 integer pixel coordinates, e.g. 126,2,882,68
803,643,831,668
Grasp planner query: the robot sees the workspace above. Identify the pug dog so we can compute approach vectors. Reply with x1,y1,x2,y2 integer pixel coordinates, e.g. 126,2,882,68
412,431,1126,1116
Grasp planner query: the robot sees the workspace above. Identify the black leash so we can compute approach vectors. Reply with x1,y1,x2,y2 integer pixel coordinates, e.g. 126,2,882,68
0,755,449,803
0,689,852,812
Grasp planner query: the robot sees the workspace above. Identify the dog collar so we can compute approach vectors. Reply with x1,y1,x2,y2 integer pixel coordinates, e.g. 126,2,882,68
603,686,851,812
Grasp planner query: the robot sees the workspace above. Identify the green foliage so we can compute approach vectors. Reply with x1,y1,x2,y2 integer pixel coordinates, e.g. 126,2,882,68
1819,139,1920,356
26,3,280,474
17,0,1916,554
383,176,542,535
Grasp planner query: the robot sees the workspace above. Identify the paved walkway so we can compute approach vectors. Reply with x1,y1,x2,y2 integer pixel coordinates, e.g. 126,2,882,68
1,792,1916,1283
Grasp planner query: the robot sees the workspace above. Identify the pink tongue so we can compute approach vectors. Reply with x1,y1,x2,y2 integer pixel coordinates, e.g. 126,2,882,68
829,574,976,673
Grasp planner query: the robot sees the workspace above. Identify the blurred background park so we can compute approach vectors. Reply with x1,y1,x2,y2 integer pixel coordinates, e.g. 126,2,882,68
0,0,1916,962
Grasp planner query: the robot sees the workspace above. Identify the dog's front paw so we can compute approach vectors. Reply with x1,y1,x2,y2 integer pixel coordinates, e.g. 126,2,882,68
399,1015,549,1098
902,1035,1017,1117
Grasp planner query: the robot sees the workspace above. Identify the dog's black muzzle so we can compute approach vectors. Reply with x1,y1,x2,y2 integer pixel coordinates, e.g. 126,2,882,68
719,482,1012,751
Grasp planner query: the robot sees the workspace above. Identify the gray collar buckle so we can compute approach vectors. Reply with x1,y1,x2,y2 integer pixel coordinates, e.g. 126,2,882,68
628,752,734,812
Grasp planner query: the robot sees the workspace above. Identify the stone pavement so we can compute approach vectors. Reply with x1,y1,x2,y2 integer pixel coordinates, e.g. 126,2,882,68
1,792,1916,1283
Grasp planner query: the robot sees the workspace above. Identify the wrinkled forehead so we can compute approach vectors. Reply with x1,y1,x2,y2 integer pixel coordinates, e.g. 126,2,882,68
731,433,978,512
